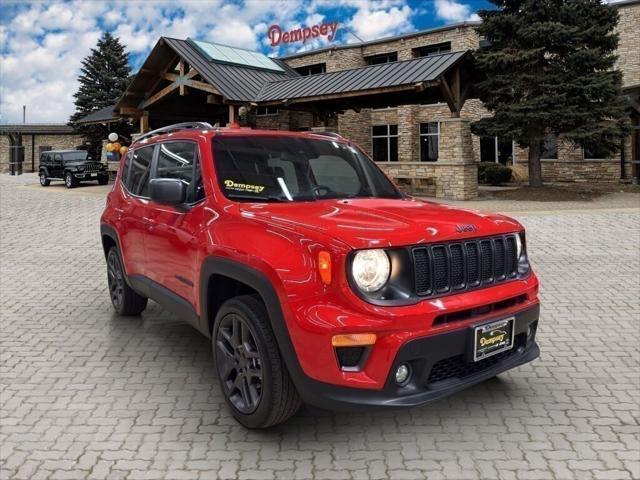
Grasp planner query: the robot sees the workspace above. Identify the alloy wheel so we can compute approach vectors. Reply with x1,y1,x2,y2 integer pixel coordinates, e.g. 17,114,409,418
65,174,72,188
215,314,263,414
107,251,124,310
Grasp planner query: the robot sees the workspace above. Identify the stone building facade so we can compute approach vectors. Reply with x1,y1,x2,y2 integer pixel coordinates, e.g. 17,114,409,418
0,125,84,174
258,0,640,195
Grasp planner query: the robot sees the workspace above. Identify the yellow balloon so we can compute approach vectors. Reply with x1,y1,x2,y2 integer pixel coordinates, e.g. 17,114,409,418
106,143,115,152
119,146,128,155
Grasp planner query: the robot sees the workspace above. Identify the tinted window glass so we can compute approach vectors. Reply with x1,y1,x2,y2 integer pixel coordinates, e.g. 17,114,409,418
155,142,203,203
127,146,154,197
62,151,89,162
213,136,400,202
121,150,132,186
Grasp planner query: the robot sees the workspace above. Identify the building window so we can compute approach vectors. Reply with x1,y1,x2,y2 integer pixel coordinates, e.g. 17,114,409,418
540,134,558,159
413,42,452,57
583,144,610,159
419,122,439,162
480,137,514,165
294,63,326,76
372,125,398,162
256,106,278,116
365,52,398,65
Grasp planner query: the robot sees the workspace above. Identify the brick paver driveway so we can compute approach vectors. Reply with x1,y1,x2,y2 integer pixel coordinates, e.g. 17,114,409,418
1,174,639,480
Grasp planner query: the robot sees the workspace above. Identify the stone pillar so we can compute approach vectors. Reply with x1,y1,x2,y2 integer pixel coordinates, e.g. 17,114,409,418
398,105,416,162
436,118,478,200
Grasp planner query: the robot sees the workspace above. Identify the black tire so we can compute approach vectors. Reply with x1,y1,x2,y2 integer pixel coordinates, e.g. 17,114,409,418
39,172,50,186
106,247,147,316
64,171,77,189
213,294,301,428
98,175,109,185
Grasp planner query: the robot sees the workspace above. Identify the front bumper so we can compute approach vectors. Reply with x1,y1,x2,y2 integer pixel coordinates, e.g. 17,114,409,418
296,304,539,411
74,171,107,179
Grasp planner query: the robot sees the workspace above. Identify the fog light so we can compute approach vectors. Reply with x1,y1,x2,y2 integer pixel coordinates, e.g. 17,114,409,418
395,363,411,385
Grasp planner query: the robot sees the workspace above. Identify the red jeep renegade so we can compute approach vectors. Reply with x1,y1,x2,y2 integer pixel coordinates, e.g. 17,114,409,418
100,122,540,428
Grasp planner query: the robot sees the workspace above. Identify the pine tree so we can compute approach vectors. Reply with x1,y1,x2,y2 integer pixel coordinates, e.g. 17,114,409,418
471,0,630,187
70,32,132,158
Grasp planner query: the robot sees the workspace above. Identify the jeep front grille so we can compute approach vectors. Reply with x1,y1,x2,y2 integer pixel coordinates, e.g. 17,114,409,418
412,235,518,297
84,164,100,173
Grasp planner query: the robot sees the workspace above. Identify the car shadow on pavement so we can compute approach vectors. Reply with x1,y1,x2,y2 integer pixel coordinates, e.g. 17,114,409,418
106,301,522,439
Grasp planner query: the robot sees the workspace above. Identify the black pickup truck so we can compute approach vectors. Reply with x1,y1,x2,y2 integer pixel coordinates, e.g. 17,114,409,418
39,150,109,188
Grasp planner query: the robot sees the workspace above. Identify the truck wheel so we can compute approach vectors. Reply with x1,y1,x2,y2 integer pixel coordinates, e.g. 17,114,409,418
213,295,301,428
106,247,147,316
39,172,50,186
98,174,109,185
64,171,77,189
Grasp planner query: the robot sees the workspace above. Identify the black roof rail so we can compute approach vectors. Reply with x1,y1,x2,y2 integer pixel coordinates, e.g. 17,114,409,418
133,122,213,144
309,131,344,139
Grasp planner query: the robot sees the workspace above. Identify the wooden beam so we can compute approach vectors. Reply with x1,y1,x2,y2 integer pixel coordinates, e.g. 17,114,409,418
207,94,223,104
179,60,186,96
119,107,143,116
439,75,459,117
140,82,179,109
139,112,149,133
186,80,221,95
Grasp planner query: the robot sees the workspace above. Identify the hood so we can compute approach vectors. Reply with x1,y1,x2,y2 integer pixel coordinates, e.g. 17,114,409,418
236,197,522,250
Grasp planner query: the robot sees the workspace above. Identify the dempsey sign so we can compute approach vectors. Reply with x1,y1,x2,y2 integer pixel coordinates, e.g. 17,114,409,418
267,22,339,47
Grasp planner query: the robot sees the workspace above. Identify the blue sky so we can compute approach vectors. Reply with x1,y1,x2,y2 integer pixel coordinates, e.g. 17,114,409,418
0,0,493,124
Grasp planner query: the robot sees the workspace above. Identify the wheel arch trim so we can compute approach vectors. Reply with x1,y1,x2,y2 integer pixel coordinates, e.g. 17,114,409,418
199,256,310,396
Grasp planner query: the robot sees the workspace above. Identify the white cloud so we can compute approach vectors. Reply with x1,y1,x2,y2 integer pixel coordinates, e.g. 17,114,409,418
434,0,479,23
349,4,413,41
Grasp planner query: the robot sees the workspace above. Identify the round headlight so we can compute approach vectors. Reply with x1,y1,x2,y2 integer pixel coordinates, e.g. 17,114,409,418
352,249,390,292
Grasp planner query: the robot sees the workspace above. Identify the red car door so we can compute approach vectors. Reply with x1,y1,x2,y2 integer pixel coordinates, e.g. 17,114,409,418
143,141,205,308
118,145,156,277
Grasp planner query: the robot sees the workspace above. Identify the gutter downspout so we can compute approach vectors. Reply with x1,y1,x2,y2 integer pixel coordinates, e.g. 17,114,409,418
620,137,626,180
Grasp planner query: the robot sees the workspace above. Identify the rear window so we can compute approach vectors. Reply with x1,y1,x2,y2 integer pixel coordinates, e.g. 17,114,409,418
62,151,89,162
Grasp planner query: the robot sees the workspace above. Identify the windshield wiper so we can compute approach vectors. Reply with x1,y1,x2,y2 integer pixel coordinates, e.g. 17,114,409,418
226,193,290,202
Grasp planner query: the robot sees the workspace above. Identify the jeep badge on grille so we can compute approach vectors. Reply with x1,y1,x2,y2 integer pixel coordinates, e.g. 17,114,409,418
455,224,478,233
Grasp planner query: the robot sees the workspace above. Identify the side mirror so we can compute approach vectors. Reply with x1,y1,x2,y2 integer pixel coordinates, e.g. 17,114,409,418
149,178,187,206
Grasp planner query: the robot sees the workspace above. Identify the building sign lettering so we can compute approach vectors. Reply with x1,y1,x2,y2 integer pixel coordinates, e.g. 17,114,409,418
268,22,339,47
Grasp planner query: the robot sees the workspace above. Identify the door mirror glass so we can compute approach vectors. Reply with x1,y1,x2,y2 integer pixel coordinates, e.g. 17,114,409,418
149,178,187,206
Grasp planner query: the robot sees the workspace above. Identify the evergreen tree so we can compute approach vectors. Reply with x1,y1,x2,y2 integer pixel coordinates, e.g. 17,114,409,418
471,0,630,187
70,32,132,158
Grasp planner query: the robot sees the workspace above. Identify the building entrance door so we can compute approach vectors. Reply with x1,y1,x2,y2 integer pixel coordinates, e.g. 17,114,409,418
480,136,514,165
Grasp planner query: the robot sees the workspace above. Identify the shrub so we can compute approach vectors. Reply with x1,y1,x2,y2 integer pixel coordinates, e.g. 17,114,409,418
478,162,512,186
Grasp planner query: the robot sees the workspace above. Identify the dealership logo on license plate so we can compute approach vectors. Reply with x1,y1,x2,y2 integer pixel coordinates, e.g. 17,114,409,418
474,317,515,362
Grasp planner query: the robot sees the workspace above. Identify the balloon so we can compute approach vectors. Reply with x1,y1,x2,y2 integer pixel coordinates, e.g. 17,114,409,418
108,133,118,142
113,143,121,152
105,143,115,152
119,146,128,155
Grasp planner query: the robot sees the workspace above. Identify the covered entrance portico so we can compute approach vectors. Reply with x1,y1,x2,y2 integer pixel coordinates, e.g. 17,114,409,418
97,37,480,199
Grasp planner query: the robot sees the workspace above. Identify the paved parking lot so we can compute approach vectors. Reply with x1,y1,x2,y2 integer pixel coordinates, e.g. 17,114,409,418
1,174,639,480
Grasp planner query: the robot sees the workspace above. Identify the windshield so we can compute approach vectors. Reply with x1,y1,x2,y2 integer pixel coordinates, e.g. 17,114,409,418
63,151,90,162
213,136,401,202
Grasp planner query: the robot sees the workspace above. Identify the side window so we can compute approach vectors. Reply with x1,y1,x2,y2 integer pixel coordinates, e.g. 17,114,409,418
121,150,133,187
155,142,203,203
127,146,154,197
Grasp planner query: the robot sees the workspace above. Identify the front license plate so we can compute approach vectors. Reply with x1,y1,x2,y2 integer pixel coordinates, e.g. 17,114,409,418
473,317,515,362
